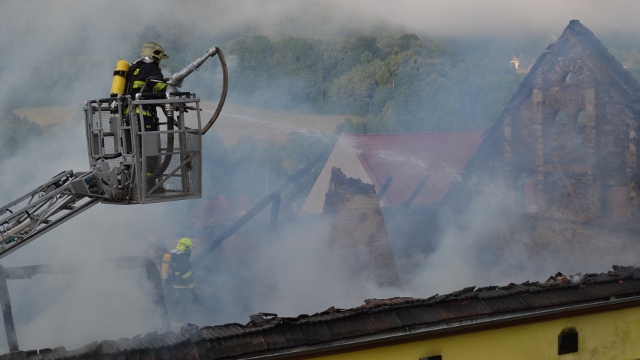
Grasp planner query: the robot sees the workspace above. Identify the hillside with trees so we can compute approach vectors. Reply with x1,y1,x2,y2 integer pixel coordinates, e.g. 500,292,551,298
224,33,525,133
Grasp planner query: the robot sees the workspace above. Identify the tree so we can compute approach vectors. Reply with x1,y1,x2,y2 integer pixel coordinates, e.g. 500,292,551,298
328,60,383,116
273,37,315,75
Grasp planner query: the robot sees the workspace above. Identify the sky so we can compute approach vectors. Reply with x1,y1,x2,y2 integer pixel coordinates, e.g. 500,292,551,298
181,0,640,38
331,0,640,37
1,0,639,353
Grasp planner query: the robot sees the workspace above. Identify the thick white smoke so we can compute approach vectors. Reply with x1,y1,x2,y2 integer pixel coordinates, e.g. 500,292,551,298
1,0,639,352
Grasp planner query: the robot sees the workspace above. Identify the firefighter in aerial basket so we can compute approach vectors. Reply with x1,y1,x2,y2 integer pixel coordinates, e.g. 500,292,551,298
161,237,198,330
111,41,170,193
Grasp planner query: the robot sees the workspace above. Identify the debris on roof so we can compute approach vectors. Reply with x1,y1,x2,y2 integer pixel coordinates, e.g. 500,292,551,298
9,265,640,360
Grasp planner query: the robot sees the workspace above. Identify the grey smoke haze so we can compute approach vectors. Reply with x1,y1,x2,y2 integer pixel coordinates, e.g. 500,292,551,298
1,0,639,353
1,1,637,106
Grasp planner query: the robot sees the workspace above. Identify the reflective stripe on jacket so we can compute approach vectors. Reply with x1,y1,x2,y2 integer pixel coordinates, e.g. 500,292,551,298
126,60,168,120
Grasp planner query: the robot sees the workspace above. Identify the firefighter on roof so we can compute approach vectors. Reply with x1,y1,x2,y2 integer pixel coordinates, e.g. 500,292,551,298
161,237,198,330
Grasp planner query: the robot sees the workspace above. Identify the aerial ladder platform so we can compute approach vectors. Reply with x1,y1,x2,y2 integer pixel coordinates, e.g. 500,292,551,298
0,46,228,259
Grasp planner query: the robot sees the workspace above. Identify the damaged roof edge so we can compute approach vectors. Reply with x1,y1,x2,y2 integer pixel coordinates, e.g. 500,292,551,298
238,296,640,360
7,265,640,359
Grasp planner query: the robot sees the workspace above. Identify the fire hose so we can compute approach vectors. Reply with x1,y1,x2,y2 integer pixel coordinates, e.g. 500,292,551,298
151,47,228,181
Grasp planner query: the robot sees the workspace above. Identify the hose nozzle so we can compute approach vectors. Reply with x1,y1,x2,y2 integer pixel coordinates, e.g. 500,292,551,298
169,47,220,88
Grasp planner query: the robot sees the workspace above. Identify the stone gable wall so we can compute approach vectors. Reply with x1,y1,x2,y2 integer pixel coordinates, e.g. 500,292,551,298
501,32,640,225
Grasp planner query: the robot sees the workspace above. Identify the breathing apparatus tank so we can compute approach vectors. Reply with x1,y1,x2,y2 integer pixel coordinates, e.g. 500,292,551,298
161,253,171,280
110,60,130,97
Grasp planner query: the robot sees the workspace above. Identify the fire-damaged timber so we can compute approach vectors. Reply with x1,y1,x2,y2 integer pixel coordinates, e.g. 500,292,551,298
447,20,640,256
194,153,326,265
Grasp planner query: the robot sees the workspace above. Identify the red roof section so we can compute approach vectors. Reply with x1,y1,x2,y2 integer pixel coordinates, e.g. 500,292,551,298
345,130,484,206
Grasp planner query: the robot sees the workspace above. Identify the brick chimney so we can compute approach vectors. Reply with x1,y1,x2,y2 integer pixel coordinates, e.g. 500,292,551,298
322,167,399,286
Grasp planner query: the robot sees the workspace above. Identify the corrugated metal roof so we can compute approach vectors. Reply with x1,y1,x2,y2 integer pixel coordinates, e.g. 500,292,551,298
12,265,640,360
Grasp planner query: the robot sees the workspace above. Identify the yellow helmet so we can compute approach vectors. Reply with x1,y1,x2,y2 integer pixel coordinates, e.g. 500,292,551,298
141,41,169,62
176,237,194,252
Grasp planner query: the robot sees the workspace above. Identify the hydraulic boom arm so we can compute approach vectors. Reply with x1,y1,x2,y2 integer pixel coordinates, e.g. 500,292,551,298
0,46,227,260
0,171,103,259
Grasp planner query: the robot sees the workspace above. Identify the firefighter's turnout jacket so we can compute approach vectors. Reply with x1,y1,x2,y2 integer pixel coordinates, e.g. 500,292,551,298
127,59,168,131
162,248,197,330
164,249,196,293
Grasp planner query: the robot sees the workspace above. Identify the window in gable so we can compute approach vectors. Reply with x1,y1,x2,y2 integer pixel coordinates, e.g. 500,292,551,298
564,71,579,84
553,110,569,124
611,186,628,222
576,109,586,127
602,185,627,221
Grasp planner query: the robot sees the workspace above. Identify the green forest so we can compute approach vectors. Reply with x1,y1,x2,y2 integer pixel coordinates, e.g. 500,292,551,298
224,33,524,133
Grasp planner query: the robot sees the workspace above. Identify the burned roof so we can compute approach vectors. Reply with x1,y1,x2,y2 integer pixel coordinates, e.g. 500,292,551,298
11,265,640,360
